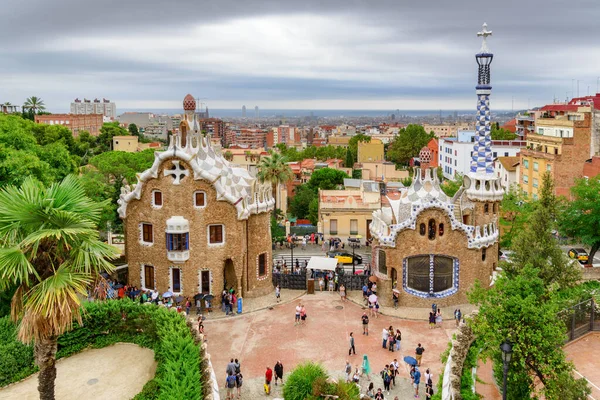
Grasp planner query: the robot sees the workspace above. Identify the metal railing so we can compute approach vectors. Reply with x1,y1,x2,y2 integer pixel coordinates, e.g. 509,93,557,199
558,298,599,343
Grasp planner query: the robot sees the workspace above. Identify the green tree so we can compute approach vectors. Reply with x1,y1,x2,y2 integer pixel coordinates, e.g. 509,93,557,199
0,145,53,186
257,152,293,210
306,168,349,191
559,175,600,263
270,215,285,240
22,96,46,114
491,122,518,140
344,147,353,168
289,185,317,220
0,176,119,400
307,198,319,225
387,124,434,165
440,173,463,197
508,172,581,289
128,123,139,137
469,265,590,399
499,184,535,249
35,143,78,182
78,169,118,231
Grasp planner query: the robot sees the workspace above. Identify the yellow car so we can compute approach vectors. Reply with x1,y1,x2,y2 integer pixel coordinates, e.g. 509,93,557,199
327,251,362,265
568,248,589,264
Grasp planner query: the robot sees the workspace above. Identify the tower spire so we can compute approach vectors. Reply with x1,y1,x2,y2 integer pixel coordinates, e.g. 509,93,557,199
470,22,494,176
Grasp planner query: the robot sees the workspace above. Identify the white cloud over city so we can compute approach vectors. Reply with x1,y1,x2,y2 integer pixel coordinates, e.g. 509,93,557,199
1,0,600,111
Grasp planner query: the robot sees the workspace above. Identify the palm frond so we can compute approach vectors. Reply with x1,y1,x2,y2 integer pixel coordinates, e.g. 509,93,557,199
0,247,37,288
18,266,91,343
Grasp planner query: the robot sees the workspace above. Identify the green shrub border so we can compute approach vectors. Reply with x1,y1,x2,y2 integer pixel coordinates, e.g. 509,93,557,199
1,300,204,400
431,338,481,400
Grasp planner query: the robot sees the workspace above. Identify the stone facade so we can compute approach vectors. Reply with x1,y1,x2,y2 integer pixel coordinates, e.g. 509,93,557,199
118,95,275,299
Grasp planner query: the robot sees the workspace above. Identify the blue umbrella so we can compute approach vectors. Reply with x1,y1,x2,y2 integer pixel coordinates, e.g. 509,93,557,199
162,291,174,298
403,356,417,366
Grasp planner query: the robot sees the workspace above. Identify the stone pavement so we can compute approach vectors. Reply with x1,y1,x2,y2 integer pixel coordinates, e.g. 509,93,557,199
204,291,460,399
565,332,600,399
346,290,478,321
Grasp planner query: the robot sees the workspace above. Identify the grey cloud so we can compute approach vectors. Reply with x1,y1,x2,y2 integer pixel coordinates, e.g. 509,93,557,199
1,0,600,109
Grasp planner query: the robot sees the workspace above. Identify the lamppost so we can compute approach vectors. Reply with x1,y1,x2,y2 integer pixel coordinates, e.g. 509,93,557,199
290,241,296,273
500,341,513,400
350,241,360,276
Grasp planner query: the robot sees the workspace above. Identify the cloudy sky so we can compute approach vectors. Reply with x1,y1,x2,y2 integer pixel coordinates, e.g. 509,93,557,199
1,0,599,112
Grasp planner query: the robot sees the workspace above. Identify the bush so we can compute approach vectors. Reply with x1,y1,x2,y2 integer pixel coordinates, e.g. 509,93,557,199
0,317,36,386
0,300,204,399
283,362,328,400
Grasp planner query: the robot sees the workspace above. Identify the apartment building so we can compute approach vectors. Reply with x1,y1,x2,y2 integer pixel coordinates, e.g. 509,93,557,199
34,113,103,137
71,98,116,120
519,105,594,198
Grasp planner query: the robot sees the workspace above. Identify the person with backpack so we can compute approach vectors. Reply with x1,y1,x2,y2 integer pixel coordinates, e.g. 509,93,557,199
415,343,425,366
382,364,392,395
225,371,236,400
235,371,243,398
234,359,241,375
412,366,422,398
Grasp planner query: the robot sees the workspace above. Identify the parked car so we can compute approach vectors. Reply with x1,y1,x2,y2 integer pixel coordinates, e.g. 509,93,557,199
568,248,589,265
327,251,362,265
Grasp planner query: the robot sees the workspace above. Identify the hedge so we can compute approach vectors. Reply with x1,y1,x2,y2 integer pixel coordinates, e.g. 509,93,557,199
0,300,204,399
282,361,360,400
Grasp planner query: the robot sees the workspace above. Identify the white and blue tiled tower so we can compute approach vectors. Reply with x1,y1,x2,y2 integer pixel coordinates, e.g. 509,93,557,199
465,23,503,202
471,23,494,175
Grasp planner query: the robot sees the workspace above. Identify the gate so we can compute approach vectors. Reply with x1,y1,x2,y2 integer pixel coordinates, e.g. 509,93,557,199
272,271,307,290
558,298,599,343
338,274,370,291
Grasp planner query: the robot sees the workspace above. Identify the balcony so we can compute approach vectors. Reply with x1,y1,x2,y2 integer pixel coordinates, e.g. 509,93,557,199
167,250,190,263
520,148,558,161
516,114,534,122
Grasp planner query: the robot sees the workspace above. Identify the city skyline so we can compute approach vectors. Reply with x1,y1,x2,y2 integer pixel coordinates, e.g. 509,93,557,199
1,0,600,110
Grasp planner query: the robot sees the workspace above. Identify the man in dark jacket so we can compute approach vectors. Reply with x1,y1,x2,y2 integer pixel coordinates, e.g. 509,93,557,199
274,361,284,385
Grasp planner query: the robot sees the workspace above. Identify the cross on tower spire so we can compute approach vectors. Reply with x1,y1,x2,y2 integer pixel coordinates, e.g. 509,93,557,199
477,23,493,53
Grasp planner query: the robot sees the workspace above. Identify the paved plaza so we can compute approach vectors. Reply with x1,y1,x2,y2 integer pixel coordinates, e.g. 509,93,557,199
0,343,156,400
205,290,460,399
566,332,600,400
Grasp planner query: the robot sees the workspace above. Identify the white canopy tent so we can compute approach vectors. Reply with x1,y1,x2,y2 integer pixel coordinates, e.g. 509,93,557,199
307,256,339,271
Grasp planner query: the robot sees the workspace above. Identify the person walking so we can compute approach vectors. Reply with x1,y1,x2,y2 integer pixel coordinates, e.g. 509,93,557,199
415,343,425,366
392,290,398,309
362,312,369,335
345,361,352,382
225,358,236,387
424,368,433,386
425,382,434,400
361,354,371,381
382,327,389,349
349,332,356,356
225,371,236,400
413,366,421,398
382,364,392,395
274,361,284,386
185,298,191,315
454,308,462,327
428,311,436,329
295,302,302,325
265,366,273,395
235,371,243,399
275,285,281,303
300,304,307,325
234,358,241,375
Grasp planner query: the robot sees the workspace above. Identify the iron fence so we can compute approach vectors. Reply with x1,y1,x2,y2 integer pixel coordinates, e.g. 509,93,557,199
272,272,307,290
558,298,599,343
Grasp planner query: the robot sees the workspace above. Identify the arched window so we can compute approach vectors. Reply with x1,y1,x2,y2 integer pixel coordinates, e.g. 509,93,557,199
419,223,426,236
492,203,497,214
484,203,489,214
438,223,444,237
482,247,487,261
405,255,456,296
428,219,436,240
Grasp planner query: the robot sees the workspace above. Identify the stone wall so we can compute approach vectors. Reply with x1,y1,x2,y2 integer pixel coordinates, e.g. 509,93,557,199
187,317,220,400
377,208,496,308
124,158,272,298
441,317,476,400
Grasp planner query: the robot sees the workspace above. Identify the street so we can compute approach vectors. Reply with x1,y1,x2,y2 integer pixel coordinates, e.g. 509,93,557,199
273,243,373,273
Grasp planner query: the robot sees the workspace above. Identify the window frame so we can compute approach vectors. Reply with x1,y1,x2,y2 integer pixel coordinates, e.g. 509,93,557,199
194,191,206,208
142,264,155,290
171,267,182,293
403,254,458,298
152,190,163,207
166,232,189,251
329,219,338,235
258,253,267,277
141,223,153,244
208,224,225,245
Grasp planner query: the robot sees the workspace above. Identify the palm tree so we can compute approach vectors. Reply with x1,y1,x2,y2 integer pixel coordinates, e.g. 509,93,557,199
0,176,119,400
23,96,46,114
257,152,293,211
